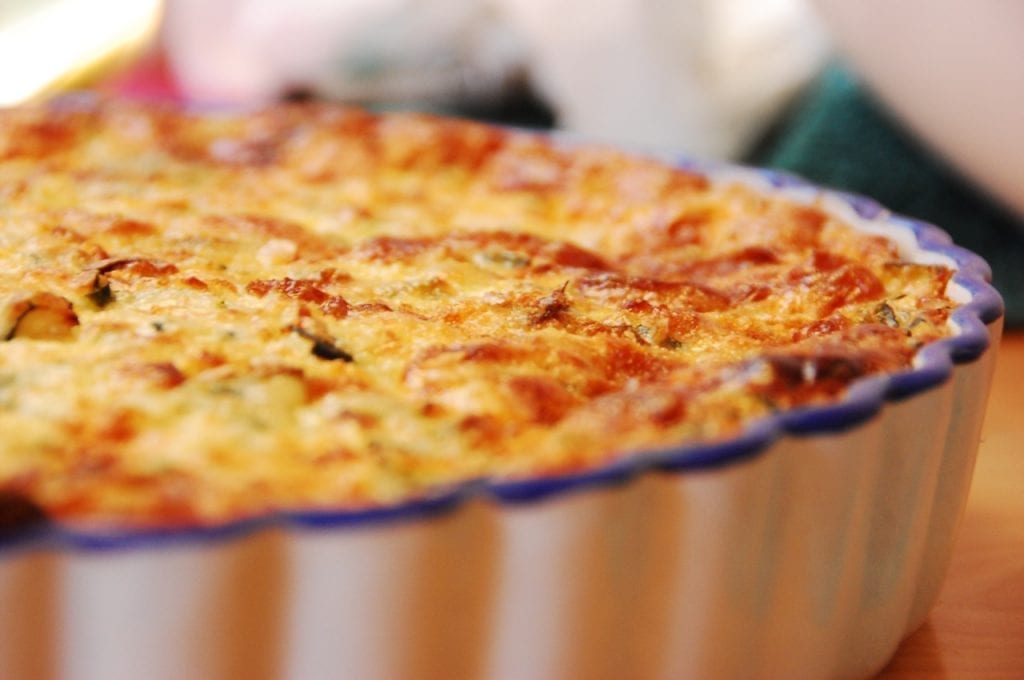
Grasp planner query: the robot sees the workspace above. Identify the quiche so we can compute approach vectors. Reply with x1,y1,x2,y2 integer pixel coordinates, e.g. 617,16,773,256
0,96,956,528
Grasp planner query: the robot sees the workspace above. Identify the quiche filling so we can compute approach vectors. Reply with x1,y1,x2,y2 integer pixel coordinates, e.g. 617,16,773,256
0,98,955,526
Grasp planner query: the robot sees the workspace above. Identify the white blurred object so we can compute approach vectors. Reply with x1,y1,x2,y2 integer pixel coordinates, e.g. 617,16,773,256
163,0,828,159
0,0,162,106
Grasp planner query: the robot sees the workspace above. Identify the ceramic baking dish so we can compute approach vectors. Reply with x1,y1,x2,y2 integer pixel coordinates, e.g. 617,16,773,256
0,163,1003,680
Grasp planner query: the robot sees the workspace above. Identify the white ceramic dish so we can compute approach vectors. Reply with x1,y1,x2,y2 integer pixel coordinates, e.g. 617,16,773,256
0,162,1003,680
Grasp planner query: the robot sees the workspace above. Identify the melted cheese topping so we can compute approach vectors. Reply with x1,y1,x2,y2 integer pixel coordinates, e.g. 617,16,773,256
0,97,955,527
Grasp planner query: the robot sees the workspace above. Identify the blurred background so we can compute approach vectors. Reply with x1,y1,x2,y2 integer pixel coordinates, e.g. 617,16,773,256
0,0,828,161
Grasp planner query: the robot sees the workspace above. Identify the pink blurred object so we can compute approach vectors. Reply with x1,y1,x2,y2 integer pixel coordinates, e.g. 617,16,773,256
99,49,183,102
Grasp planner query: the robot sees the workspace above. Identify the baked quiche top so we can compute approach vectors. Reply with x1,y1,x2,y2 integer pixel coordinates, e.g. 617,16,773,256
0,97,955,527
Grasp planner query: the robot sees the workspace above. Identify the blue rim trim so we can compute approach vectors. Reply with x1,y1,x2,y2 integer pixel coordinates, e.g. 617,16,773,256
0,160,1004,553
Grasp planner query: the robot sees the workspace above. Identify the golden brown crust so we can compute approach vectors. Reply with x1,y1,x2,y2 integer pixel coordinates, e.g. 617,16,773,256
0,96,956,527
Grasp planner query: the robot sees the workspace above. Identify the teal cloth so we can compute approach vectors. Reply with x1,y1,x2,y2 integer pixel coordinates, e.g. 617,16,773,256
748,64,1022,326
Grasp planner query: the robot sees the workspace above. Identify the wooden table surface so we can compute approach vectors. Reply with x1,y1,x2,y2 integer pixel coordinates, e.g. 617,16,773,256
880,331,1024,679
